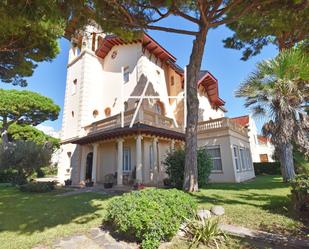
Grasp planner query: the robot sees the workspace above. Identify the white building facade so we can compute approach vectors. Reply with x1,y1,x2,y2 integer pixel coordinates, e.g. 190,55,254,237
58,26,255,185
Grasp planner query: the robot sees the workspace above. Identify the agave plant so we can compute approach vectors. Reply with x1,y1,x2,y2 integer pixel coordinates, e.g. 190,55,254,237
236,48,309,181
183,216,227,249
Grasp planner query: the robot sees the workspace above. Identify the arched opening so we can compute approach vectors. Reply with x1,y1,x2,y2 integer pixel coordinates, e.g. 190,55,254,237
154,101,165,115
92,109,99,118
85,152,93,180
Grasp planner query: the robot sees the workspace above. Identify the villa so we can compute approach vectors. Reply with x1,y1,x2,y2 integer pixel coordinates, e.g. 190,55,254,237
58,25,255,186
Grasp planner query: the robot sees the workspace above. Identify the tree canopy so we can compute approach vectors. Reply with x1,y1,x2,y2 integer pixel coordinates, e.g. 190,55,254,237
0,89,60,147
223,0,309,60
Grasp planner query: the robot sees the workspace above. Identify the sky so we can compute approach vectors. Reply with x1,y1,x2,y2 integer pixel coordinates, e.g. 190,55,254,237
1,17,278,133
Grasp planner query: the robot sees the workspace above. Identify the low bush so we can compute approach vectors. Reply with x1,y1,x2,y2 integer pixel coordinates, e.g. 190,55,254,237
183,216,227,248
163,149,212,189
105,188,197,249
19,181,55,193
291,174,309,215
253,162,281,175
0,169,27,185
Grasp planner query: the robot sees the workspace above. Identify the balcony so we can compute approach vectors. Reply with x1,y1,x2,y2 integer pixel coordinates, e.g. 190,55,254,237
198,117,248,136
85,105,183,134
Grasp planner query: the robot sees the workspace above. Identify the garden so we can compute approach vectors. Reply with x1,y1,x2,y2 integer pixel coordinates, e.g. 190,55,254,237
0,174,308,249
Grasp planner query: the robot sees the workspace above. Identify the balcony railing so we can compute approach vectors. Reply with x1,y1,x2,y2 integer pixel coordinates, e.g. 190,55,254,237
197,117,247,136
85,106,183,134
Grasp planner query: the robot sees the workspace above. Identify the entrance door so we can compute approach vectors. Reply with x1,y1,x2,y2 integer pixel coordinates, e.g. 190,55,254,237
85,152,93,180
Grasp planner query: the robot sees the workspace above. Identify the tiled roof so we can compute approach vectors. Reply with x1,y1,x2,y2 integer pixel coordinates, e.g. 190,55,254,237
257,135,269,144
65,123,185,145
230,115,250,127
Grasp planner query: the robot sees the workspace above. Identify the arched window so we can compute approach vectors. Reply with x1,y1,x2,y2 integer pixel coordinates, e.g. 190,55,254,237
92,109,99,118
155,101,165,115
124,102,128,111
71,111,75,117
104,107,111,117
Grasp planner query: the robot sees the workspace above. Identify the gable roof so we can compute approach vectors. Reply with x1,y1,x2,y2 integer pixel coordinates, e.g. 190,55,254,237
95,33,177,62
197,70,225,107
230,115,250,127
257,135,270,144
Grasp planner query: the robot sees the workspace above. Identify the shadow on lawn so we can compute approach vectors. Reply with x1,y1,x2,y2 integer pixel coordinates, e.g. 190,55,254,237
0,187,113,235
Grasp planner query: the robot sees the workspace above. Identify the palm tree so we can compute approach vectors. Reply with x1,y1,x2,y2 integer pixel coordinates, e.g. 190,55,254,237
236,48,309,182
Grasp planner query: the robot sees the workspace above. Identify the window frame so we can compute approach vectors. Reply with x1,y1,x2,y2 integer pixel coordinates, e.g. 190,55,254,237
233,145,241,172
123,147,131,172
123,66,130,83
206,145,223,173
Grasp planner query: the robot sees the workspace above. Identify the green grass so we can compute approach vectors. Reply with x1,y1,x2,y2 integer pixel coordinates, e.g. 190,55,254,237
0,187,112,249
0,176,305,249
193,175,305,235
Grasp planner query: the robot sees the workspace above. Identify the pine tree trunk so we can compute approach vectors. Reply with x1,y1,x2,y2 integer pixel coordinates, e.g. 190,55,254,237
183,27,208,192
279,143,295,182
0,118,9,150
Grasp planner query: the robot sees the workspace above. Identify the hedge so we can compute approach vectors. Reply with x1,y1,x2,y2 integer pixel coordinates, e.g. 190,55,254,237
105,188,197,249
253,162,281,175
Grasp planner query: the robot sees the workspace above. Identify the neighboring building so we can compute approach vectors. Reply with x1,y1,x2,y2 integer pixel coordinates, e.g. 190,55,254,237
58,26,255,185
231,115,275,163
37,125,61,166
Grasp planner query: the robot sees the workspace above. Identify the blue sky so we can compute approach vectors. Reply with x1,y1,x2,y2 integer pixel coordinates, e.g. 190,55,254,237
1,18,278,132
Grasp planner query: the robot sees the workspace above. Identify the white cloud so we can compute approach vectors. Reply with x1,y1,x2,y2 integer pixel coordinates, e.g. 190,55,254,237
36,125,61,138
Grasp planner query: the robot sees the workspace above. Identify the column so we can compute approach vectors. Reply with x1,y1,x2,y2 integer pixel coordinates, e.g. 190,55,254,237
170,140,175,151
117,138,124,185
80,147,86,183
136,135,143,182
91,144,98,183
152,137,158,182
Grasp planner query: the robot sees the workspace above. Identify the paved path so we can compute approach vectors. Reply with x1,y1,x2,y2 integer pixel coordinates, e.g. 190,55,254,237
220,224,309,249
33,217,309,249
33,228,138,249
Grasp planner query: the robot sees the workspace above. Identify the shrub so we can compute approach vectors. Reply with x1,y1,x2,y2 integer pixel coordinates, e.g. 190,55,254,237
163,149,212,189
291,174,309,215
105,188,197,249
253,162,281,175
0,140,52,181
19,181,55,193
0,169,27,185
183,216,227,248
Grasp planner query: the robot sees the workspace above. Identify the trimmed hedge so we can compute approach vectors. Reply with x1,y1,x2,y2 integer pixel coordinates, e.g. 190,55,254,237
105,188,197,249
19,181,55,193
254,162,281,175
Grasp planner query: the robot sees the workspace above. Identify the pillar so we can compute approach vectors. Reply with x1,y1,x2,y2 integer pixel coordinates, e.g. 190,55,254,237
92,144,98,183
117,138,124,185
152,137,158,182
136,135,143,182
170,139,175,151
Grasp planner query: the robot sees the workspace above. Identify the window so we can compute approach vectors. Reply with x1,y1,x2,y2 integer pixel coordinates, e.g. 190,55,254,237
71,79,77,95
123,66,129,83
206,146,222,172
246,148,252,170
155,101,164,115
233,146,240,172
123,148,131,172
239,147,247,170
92,110,99,118
71,111,75,117
149,145,154,170
260,154,269,162
124,102,128,111
104,107,111,117
171,76,175,86
156,70,160,84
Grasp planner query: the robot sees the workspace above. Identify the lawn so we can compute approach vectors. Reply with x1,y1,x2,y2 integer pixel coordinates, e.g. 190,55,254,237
0,187,112,249
194,175,306,236
0,175,306,249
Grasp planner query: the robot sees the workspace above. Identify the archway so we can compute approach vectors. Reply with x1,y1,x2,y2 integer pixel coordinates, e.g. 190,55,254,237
85,152,93,180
